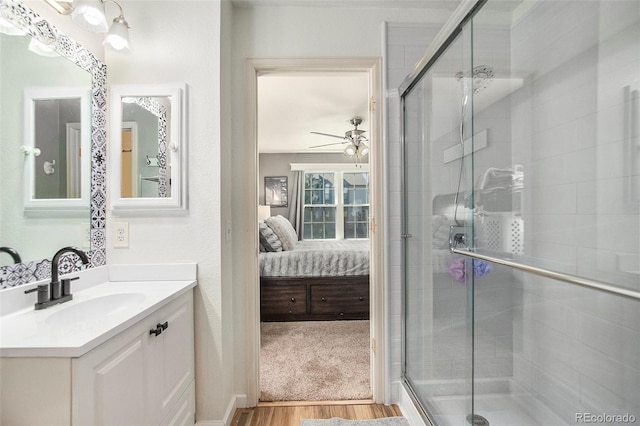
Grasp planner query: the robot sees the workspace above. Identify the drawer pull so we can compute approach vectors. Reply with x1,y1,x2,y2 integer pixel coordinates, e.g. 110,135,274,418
150,321,169,337
290,297,296,303
321,297,326,302
359,297,364,301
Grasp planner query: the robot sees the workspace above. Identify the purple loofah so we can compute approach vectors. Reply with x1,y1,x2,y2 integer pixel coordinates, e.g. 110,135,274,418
473,260,493,277
448,257,466,283
448,258,493,283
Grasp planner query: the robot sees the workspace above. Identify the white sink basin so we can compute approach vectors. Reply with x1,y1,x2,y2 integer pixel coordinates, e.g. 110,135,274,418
46,293,147,326
0,278,197,357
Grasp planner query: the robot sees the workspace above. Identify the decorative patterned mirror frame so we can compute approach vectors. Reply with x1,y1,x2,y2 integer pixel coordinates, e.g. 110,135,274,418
0,0,107,288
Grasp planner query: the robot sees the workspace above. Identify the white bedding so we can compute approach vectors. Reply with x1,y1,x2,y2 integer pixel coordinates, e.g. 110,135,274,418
259,240,370,277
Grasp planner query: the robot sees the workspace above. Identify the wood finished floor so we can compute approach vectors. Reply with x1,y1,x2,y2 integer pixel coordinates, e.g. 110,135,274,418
231,402,403,426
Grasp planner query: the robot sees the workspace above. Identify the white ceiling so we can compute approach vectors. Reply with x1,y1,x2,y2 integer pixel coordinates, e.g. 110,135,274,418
258,73,370,153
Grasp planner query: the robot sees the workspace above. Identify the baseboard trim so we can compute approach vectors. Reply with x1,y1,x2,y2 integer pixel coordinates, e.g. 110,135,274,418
398,383,428,426
196,394,247,426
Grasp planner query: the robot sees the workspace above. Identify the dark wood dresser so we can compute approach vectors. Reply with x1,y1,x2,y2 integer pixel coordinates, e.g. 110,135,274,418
260,275,370,321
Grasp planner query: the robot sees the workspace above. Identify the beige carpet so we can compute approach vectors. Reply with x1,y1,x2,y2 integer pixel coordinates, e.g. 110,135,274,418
260,320,371,401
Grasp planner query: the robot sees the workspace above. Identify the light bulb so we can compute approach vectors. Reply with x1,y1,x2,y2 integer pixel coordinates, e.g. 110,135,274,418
356,145,369,158
344,144,357,158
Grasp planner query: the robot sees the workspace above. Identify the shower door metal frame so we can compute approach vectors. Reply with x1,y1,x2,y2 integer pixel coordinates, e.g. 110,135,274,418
399,0,486,424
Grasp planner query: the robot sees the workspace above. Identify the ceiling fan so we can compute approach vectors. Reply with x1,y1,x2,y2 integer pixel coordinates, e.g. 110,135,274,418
310,117,369,160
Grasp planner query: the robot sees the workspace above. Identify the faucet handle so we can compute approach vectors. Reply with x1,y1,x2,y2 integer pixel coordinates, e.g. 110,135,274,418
25,284,49,305
61,276,80,297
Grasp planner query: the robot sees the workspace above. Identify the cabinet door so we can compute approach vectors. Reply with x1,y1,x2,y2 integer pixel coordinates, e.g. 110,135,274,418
73,333,148,425
147,294,194,424
73,291,194,426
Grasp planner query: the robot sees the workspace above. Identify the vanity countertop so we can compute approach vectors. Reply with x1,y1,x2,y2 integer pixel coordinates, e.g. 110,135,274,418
0,264,197,358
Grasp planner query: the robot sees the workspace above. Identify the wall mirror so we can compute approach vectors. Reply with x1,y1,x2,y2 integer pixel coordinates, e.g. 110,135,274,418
110,84,187,213
23,86,91,214
0,0,107,285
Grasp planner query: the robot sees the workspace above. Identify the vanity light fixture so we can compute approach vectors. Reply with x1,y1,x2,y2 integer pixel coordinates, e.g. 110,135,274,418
71,0,108,32
44,0,132,52
102,8,130,51
43,0,74,15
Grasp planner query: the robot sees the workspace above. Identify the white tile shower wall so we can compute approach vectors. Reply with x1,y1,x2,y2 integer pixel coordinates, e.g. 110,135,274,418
508,0,640,421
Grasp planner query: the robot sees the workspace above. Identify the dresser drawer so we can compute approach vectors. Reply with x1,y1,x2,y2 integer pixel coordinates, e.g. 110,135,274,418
260,285,307,316
310,283,369,315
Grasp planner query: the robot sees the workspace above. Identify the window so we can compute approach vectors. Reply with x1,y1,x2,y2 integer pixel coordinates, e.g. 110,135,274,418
302,170,369,240
343,172,369,239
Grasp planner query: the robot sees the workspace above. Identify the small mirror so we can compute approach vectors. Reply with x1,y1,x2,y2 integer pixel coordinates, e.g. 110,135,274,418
110,84,187,213
23,87,91,214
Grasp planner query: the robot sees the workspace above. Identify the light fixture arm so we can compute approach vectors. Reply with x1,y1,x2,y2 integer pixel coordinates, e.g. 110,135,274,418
103,0,129,27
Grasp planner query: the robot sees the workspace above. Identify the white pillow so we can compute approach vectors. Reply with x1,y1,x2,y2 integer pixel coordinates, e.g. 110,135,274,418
265,215,297,251
259,220,282,252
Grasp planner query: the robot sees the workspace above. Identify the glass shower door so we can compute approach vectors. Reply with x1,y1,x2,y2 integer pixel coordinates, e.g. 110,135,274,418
402,24,475,426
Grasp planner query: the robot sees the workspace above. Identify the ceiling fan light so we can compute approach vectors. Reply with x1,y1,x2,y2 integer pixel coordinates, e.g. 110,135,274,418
357,145,369,159
344,144,357,158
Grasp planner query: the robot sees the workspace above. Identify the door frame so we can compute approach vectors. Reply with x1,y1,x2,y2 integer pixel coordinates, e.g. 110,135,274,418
244,57,384,406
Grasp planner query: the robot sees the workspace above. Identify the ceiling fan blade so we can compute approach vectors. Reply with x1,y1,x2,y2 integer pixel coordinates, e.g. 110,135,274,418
310,131,346,140
309,141,348,148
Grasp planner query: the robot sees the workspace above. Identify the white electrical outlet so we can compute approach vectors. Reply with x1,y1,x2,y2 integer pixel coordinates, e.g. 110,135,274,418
114,222,129,248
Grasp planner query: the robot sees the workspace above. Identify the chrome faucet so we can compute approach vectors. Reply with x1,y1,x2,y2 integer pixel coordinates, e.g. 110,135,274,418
0,246,22,264
24,246,89,310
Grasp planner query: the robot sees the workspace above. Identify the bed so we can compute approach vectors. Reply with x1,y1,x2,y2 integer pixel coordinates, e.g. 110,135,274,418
259,216,370,322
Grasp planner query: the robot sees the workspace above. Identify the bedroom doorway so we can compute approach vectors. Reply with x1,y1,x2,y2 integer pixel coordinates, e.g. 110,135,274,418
245,58,384,406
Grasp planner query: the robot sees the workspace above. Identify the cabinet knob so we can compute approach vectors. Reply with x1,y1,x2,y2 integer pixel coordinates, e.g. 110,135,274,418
359,297,364,301
321,297,326,302
290,297,295,303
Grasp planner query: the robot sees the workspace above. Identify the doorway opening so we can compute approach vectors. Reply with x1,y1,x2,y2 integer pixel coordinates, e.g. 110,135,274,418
245,58,384,406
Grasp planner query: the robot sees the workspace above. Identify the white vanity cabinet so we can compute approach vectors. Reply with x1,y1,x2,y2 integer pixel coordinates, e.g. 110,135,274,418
0,288,195,426
72,291,195,425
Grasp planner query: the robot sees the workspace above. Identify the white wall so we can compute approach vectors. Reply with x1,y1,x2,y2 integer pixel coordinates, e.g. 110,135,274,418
104,1,229,422
230,5,456,405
